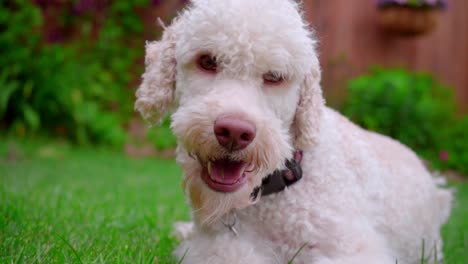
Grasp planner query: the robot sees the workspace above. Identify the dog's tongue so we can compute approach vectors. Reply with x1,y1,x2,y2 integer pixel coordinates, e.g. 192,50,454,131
209,159,247,184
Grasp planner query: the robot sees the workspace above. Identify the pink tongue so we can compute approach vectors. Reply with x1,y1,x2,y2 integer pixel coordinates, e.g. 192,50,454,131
210,159,247,184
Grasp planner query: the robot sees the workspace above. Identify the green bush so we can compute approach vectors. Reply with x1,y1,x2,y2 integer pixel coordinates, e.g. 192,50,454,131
0,1,153,147
343,68,467,175
146,116,177,151
0,0,182,151
435,116,468,174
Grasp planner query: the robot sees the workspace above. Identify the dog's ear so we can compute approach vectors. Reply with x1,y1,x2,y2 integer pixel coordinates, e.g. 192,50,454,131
292,68,324,150
135,20,179,125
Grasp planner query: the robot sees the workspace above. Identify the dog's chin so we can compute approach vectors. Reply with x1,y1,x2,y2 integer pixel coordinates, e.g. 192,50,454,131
184,155,263,226
187,178,254,226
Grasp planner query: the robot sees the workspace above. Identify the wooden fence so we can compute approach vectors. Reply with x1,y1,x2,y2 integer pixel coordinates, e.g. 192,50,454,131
302,0,468,112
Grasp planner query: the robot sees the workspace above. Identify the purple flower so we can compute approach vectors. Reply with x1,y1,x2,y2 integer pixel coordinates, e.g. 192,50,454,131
34,0,61,8
376,0,448,9
47,29,64,43
151,0,163,6
73,0,106,15
439,150,449,162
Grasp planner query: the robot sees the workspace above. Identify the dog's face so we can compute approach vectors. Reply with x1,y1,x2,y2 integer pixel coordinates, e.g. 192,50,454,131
136,0,324,225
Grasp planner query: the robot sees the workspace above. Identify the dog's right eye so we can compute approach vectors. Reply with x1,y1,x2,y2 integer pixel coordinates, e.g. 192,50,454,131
197,54,217,73
263,71,284,85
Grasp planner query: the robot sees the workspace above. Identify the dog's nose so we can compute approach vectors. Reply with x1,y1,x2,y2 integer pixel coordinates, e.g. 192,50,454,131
214,116,256,151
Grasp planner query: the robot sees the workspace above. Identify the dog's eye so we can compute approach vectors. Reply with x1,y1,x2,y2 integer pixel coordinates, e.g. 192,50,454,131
263,72,284,85
197,54,217,73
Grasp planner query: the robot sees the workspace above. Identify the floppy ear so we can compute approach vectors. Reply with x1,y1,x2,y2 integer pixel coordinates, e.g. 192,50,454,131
292,68,325,150
135,20,178,125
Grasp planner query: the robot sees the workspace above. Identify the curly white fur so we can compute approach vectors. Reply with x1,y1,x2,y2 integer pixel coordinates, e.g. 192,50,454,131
135,0,453,263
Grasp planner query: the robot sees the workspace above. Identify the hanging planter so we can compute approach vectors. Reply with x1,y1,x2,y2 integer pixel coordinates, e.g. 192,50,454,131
377,0,447,36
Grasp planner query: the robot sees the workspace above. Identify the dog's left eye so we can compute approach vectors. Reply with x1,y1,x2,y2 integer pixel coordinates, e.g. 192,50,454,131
197,54,218,73
263,72,284,85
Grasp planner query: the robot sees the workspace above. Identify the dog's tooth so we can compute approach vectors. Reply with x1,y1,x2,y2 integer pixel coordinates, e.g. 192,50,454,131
208,161,212,176
244,163,252,173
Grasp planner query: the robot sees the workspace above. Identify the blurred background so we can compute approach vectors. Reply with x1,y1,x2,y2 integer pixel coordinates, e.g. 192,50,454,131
1,0,466,175
1,1,467,263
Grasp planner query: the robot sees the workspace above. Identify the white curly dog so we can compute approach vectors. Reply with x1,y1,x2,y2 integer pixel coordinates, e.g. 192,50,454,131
135,0,452,263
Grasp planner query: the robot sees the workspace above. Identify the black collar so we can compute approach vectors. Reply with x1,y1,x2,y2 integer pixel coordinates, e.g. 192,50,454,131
251,150,303,199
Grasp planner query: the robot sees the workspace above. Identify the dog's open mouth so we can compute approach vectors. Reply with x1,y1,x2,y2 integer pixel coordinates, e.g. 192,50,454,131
201,158,250,192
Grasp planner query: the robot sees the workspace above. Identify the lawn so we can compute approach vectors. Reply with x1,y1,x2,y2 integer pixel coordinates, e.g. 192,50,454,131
1,138,467,263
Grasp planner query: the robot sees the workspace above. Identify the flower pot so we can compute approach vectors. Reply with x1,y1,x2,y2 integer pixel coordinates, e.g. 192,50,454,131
378,6,440,36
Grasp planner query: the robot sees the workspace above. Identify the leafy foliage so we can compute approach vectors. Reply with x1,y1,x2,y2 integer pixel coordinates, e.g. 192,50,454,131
343,68,467,175
146,116,178,151
435,116,468,174
0,0,159,147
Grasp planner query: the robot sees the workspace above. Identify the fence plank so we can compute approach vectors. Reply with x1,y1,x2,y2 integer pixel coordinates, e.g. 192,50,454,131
303,0,468,112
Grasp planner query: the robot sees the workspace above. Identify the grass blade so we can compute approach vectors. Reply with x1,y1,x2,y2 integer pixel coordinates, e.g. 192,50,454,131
177,248,189,264
56,234,83,264
13,246,25,264
420,239,426,264
288,242,308,264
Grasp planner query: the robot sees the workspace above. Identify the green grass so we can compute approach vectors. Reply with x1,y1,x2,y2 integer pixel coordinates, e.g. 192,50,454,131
0,139,189,263
442,182,468,263
1,138,467,263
